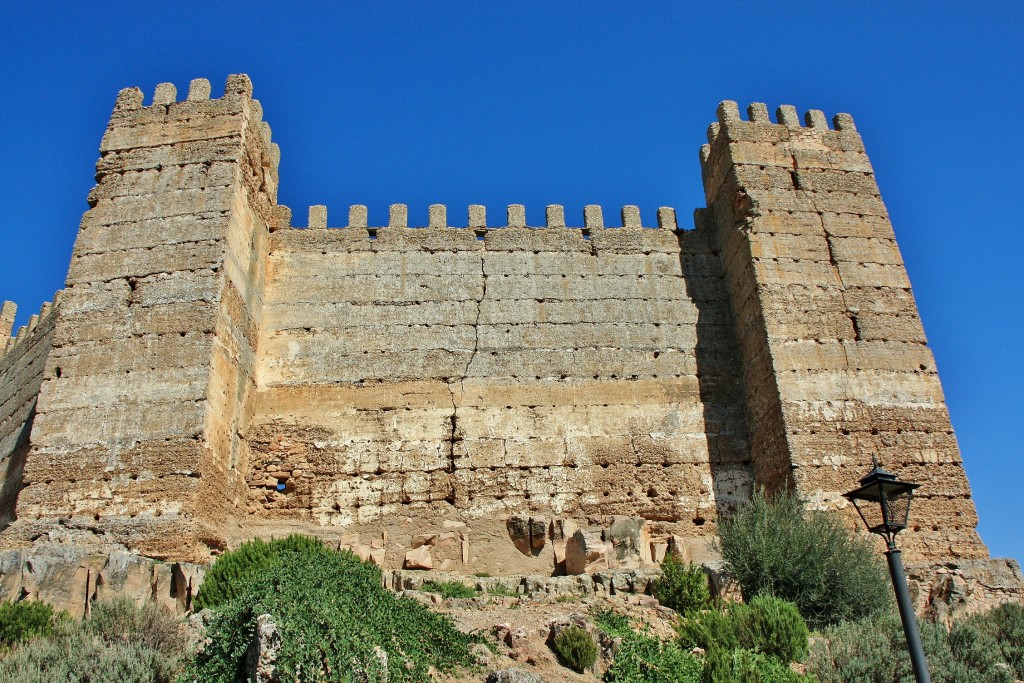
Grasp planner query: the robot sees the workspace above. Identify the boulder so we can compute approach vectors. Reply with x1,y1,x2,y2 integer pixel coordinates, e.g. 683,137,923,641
485,668,546,683
605,515,652,568
565,530,610,575
404,545,433,570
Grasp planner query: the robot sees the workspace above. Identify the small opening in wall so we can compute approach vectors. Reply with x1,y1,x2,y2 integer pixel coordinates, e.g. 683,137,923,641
693,517,706,526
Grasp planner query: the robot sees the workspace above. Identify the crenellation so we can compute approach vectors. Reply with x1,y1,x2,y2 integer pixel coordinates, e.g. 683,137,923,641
152,82,177,106
468,204,486,228
657,206,677,230
546,204,566,228
187,78,211,101
428,203,446,228
348,204,368,228
507,204,526,227
621,205,641,227
389,203,408,228
308,204,327,229
584,204,604,229
804,109,828,129
747,102,770,123
0,80,1008,613
775,104,800,128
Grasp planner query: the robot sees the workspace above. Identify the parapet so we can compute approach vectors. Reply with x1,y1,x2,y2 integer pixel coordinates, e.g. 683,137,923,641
700,100,863,166
275,203,682,231
105,74,280,170
0,292,61,358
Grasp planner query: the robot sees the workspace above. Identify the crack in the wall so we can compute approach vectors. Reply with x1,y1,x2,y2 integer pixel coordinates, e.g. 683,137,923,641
444,248,487,503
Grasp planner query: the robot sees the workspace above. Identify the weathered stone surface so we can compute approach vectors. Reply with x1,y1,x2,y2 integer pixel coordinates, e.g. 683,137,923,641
565,530,611,575
0,83,1012,612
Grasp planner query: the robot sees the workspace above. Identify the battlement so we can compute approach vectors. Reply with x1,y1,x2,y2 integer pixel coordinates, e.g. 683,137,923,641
0,293,61,359
276,203,683,231
700,100,862,167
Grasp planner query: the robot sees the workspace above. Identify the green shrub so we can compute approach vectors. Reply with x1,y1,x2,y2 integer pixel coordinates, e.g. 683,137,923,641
185,547,479,682
652,553,712,616
735,595,809,664
594,608,634,639
0,601,61,647
552,625,598,673
0,630,181,683
702,648,811,683
421,579,477,599
0,599,187,683
677,605,740,653
967,601,1024,677
717,489,888,629
808,612,1016,683
678,596,808,664
194,533,330,609
85,597,187,656
604,631,703,682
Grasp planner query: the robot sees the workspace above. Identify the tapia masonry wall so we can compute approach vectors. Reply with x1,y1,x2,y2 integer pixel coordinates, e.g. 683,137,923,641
0,76,998,582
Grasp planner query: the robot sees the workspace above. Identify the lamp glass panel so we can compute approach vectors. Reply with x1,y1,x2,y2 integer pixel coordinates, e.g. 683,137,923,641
852,496,886,532
883,488,913,530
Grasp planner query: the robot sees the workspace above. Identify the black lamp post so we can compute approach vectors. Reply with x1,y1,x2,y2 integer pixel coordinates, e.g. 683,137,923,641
844,458,930,683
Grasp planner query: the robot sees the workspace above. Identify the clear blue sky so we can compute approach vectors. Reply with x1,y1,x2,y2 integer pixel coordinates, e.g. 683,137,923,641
1,2,1021,562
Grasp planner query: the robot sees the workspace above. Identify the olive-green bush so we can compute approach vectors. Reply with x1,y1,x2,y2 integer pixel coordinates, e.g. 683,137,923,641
808,611,1017,683
0,599,186,683
0,601,62,648
717,489,888,629
194,533,331,609
652,553,712,616
552,625,598,673
677,595,809,665
185,546,479,682
967,601,1024,677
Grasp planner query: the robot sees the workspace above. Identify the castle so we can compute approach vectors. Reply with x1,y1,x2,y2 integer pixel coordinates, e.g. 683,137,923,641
1,75,1020,614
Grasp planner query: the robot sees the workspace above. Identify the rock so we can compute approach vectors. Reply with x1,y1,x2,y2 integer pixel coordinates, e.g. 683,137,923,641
702,560,742,603
485,667,546,683
404,546,433,570
504,627,530,648
605,516,652,568
506,515,532,555
550,518,579,574
565,530,610,575
369,548,386,567
529,517,548,552
443,520,467,529
246,613,282,683
411,533,436,548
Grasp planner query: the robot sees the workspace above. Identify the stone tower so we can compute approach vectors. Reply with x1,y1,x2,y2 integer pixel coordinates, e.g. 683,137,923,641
700,101,986,561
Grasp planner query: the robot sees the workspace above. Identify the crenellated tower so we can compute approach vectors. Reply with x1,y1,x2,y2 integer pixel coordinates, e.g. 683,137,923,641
1,76,278,560
700,101,987,561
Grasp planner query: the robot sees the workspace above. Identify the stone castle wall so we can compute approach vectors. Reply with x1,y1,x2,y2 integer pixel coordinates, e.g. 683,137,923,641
0,76,1000,582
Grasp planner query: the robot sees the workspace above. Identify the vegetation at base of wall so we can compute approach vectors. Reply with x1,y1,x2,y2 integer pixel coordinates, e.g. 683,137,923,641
0,599,187,683
0,601,63,648
594,609,634,639
701,647,812,683
651,553,712,616
965,601,1024,677
602,630,703,683
717,488,888,629
552,625,598,673
186,543,480,682
807,611,1019,682
421,579,477,599
677,595,809,665
485,583,517,597
193,533,331,610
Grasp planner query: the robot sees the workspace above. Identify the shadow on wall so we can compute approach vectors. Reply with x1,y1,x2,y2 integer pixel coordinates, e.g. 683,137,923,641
0,403,34,531
678,228,755,527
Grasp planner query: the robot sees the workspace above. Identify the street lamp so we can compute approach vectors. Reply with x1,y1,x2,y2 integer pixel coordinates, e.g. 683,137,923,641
844,458,931,683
